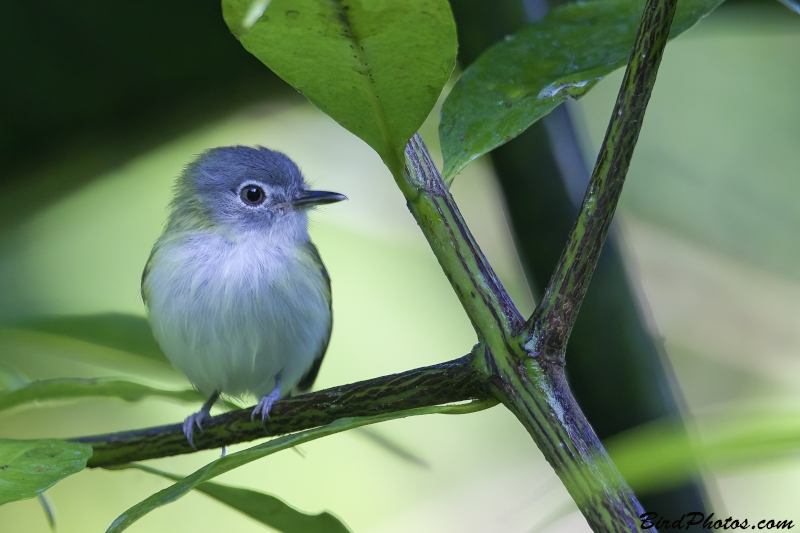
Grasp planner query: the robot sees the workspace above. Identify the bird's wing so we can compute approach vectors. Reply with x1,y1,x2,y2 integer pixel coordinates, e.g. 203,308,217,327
296,241,332,392
140,245,157,308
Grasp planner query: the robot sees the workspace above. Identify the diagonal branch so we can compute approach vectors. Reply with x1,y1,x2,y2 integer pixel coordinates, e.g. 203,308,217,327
522,0,680,363
401,134,523,347
73,354,487,468
399,0,679,529
403,140,650,531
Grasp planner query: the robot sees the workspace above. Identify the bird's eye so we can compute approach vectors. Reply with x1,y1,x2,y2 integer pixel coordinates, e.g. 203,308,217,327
240,184,266,206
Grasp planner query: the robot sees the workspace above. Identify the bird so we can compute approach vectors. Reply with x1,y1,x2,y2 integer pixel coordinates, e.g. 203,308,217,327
141,145,346,448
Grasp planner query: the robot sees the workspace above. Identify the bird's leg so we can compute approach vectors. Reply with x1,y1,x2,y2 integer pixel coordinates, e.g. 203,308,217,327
182,391,220,450
251,377,282,426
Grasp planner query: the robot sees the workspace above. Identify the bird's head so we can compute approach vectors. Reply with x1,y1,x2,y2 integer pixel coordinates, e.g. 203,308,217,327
168,145,346,240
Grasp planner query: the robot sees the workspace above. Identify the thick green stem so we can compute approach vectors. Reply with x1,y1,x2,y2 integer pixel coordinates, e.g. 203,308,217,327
74,355,486,468
485,348,648,531
402,135,649,532
523,0,680,362
402,134,522,346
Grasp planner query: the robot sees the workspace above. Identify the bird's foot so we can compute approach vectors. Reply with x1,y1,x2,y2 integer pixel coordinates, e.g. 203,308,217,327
183,391,220,450
251,379,282,426
182,411,208,450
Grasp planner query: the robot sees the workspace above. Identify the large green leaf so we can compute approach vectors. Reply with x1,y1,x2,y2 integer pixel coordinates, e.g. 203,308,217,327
439,0,725,182
107,399,496,532
11,313,169,366
222,0,457,176
0,439,92,505
607,411,800,494
127,464,350,533
0,378,208,414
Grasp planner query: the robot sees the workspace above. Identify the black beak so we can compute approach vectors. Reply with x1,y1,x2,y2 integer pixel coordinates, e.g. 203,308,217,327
293,190,348,207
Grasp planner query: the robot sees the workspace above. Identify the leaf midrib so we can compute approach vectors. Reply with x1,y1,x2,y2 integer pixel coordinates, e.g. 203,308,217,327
330,0,397,164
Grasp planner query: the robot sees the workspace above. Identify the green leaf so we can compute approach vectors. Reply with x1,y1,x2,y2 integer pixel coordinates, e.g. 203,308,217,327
222,0,457,177
0,378,208,414
221,0,265,37
439,0,725,182
126,464,350,533
607,411,800,494
0,439,92,505
107,399,497,532
10,313,169,366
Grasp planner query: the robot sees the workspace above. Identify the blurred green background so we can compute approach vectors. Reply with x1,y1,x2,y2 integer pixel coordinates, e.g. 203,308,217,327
1,1,799,531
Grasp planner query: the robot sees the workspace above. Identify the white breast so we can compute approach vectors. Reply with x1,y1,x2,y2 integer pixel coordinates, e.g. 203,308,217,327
143,230,331,399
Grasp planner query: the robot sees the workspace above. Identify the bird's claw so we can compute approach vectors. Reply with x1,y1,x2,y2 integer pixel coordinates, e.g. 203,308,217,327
182,410,208,450
251,388,281,427
180,391,219,450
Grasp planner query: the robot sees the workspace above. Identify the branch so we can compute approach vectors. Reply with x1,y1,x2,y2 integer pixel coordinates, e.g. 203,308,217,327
402,139,651,531
522,0,680,362
402,134,523,345
73,355,487,468
389,0,679,530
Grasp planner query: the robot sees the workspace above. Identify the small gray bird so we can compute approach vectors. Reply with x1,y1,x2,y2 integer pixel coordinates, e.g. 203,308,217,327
141,146,346,447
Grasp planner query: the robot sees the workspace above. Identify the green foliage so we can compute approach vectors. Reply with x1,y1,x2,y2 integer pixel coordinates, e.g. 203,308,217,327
0,316,226,414
12,313,169,366
608,411,800,494
128,464,351,533
106,400,495,532
0,377,208,414
439,0,724,182
221,0,457,179
0,439,92,505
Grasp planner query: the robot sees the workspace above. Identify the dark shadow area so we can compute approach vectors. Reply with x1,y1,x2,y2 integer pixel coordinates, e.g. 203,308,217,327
0,0,294,229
